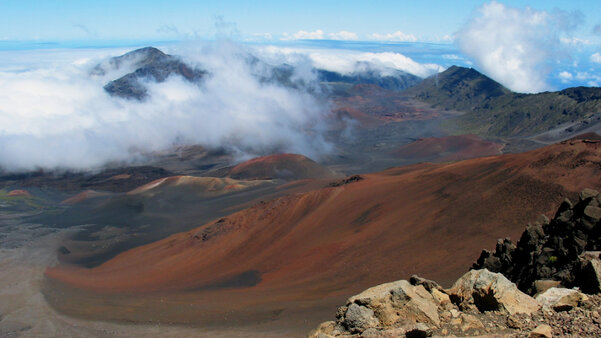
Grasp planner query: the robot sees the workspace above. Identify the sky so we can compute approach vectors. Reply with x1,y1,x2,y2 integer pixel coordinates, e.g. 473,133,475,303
1,0,600,43
1,1,601,171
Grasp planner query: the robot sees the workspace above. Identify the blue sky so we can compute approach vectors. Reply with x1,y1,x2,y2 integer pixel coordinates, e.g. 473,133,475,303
1,1,601,92
1,0,600,43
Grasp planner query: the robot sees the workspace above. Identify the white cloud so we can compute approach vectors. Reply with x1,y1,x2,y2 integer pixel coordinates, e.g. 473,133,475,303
244,33,273,42
437,34,454,42
442,54,461,60
558,71,573,82
575,71,601,86
560,37,590,45
591,52,601,64
281,29,325,40
369,31,418,42
256,46,443,78
0,42,334,172
328,31,358,41
455,1,582,93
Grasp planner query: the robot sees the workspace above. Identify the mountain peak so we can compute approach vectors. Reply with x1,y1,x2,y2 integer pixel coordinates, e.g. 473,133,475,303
99,47,206,100
403,65,510,111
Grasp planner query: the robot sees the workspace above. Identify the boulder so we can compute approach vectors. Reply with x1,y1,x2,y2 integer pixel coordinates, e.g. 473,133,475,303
360,325,432,338
447,269,540,315
529,324,553,338
577,252,601,294
338,279,443,332
361,327,407,338
307,321,341,338
535,287,587,312
409,275,442,292
344,303,379,332
451,313,484,332
580,188,600,201
533,280,562,295
404,323,432,338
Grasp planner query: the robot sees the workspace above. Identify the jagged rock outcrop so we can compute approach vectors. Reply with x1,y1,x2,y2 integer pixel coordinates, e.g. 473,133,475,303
309,270,533,337
309,270,601,337
310,192,601,337
473,189,601,294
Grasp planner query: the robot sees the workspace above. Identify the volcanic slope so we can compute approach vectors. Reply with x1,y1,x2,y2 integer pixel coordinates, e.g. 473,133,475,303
227,153,338,180
404,66,601,138
46,154,339,269
394,134,503,162
45,135,601,333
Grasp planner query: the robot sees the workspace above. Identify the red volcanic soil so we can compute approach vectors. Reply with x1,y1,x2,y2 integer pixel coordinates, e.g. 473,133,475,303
394,134,503,162
6,189,31,197
60,190,108,205
45,137,601,331
228,153,337,180
127,175,271,196
333,84,442,124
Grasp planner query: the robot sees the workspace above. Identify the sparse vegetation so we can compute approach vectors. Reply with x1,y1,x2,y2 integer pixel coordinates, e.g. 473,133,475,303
405,66,601,137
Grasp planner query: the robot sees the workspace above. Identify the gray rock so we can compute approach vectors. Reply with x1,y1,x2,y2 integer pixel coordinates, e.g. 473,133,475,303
533,279,562,295
535,287,587,311
404,323,432,338
580,188,600,202
529,324,553,338
344,303,379,332
447,269,540,315
410,275,442,292
307,321,341,338
346,279,441,327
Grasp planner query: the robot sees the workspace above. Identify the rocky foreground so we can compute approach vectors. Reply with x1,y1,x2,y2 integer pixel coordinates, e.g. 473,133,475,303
310,190,601,337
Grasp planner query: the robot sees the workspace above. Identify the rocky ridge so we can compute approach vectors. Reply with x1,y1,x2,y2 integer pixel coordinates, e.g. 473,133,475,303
310,190,601,337
99,47,207,100
473,188,601,295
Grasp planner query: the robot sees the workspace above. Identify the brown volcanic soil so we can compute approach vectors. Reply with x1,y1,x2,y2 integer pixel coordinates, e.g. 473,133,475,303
127,175,269,196
60,190,109,205
6,189,32,197
333,84,445,124
394,134,503,162
44,137,601,334
228,153,337,180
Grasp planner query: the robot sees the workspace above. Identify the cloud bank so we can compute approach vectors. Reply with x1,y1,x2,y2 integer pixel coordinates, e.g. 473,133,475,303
455,1,582,93
0,42,333,172
256,46,443,78
281,29,325,40
328,31,358,41
369,31,418,42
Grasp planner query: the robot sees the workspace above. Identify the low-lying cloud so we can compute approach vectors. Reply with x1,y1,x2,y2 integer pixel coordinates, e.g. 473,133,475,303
0,42,334,172
281,29,325,41
369,31,418,42
455,1,582,93
328,31,358,41
257,46,443,78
